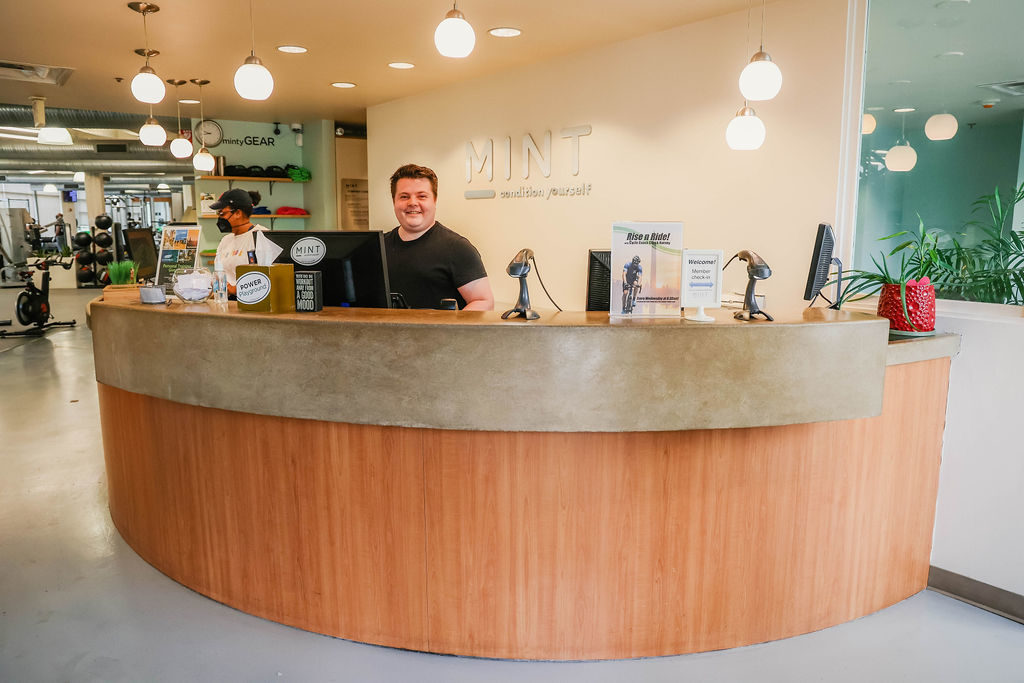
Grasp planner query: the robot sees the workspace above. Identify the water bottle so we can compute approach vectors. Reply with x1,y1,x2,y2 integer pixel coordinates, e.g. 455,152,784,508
213,266,228,304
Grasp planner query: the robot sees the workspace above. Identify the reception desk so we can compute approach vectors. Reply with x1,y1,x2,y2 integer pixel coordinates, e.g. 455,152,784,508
89,300,957,660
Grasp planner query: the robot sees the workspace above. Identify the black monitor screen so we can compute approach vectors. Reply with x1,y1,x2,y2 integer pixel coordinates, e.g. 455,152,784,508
586,249,611,311
803,223,836,301
124,228,158,281
262,230,392,308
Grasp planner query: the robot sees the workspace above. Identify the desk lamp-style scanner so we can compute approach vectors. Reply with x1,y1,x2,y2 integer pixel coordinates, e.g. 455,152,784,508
502,248,540,320
726,250,774,321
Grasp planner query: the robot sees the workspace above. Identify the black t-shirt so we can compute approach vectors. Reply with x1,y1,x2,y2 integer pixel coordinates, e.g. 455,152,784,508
383,222,487,309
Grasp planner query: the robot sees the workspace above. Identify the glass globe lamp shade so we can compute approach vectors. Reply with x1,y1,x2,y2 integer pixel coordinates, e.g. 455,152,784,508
234,55,274,100
885,142,917,172
73,171,86,182
434,9,476,58
43,183,58,193
726,106,766,150
739,52,782,101
925,113,958,141
36,127,73,145
862,113,877,135
139,118,167,146
193,147,216,172
131,66,166,104
169,136,193,159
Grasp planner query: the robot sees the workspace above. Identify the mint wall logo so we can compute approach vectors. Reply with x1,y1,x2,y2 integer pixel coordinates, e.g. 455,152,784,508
464,125,592,201
290,236,327,266
236,271,271,304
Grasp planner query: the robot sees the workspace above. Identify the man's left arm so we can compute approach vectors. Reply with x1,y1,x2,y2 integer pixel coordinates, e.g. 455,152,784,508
458,276,494,310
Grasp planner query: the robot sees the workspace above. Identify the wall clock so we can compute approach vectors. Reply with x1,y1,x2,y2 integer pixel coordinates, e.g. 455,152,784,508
193,119,224,148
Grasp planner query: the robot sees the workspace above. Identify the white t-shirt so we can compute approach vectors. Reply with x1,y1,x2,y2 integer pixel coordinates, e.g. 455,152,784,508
214,225,269,286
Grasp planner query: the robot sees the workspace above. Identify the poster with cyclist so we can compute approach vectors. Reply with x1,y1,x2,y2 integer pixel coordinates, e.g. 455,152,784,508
610,221,683,317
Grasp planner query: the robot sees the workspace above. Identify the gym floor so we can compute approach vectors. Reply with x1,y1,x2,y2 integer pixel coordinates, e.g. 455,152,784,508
1,289,1023,682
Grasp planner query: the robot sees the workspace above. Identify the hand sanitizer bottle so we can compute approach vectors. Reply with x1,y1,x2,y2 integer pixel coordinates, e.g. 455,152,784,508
213,265,228,304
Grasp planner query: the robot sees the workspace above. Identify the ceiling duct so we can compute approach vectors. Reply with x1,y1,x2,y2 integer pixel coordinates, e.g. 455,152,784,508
0,60,74,86
0,104,181,130
978,80,1024,97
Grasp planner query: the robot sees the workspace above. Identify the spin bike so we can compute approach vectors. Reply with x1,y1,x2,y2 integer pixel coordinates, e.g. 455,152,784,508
0,254,77,338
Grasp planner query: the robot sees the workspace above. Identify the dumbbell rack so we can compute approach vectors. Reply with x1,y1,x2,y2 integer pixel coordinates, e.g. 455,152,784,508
73,219,114,289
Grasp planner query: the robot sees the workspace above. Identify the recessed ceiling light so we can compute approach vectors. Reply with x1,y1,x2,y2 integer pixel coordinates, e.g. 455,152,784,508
388,62,415,70
889,80,912,85
893,107,916,113
178,98,200,104
489,27,521,38
277,45,308,54
867,106,884,111
937,50,965,58
331,82,356,88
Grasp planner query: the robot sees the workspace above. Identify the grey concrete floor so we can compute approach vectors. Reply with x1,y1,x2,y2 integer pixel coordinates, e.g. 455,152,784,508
2,289,1023,682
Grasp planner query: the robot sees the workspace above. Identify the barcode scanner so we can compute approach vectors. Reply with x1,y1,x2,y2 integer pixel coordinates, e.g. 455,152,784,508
725,250,774,321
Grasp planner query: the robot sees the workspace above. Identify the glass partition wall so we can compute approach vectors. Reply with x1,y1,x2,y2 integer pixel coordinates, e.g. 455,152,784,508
855,0,1024,305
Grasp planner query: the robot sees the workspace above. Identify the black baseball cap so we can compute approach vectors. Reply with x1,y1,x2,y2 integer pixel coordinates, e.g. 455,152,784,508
209,188,253,212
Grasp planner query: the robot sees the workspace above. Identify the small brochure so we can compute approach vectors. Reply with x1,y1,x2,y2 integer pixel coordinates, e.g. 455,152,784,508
610,221,683,317
156,226,201,285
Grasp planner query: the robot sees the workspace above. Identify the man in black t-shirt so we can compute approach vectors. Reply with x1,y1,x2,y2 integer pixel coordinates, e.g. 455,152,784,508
383,164,493,310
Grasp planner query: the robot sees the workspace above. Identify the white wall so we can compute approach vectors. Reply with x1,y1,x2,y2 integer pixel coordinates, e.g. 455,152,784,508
368,0,853,309
932,306,1024,595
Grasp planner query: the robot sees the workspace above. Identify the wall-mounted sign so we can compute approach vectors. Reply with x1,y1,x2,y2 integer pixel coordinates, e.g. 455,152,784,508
682,249,723,322
464,125,593,202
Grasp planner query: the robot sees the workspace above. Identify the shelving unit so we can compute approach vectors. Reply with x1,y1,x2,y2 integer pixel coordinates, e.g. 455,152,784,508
199,176,294,195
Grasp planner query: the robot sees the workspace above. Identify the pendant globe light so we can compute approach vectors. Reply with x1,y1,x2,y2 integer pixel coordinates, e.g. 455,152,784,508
434,2,476,58
925,113,958,141
726,104,766,150
885,113,917,172
234,0,274,100
862,113,877,135
166,80,194,158
29,96,73,146
128,3,165,104
138,106,167,146
738,0,782,101
190,79,216,173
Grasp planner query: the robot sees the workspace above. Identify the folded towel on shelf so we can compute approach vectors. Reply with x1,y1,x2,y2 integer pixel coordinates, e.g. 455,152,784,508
275,206,309,215
251,206,272,215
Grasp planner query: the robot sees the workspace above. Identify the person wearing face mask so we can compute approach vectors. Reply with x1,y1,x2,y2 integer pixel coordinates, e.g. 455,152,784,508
211,188,268,296
384,164,493,310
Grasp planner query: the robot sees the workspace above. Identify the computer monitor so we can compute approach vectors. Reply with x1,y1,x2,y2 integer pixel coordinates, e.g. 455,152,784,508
585,249,612,311
124,228,158,282
803,222,842,308
262,230,392,308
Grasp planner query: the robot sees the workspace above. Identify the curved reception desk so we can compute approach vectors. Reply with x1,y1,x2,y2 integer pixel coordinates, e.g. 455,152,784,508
89,300,957,660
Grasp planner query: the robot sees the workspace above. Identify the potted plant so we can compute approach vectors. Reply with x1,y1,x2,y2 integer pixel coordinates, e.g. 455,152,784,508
837,217,954,333
102,260,140,304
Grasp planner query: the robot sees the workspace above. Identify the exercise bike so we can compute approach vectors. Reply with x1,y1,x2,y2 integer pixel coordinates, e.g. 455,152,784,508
0,254,77,338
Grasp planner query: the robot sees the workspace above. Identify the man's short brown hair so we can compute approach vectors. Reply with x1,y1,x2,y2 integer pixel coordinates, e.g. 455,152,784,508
390,164,438,199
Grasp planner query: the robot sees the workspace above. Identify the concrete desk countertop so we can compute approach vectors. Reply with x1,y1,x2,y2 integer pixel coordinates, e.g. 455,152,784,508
85,298,927,432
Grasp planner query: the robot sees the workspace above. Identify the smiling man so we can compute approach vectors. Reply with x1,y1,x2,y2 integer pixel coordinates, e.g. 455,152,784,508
383,164,494,310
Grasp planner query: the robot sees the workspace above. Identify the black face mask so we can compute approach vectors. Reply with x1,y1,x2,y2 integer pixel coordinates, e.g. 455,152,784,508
217,217,232,233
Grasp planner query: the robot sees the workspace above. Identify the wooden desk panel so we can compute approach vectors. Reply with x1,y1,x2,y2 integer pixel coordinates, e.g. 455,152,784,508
97,358,948,660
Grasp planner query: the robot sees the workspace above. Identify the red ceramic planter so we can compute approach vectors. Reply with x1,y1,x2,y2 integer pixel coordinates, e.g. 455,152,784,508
877,283,936,332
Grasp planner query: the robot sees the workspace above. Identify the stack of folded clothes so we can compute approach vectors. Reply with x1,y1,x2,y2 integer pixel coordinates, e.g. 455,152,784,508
275,206,310,215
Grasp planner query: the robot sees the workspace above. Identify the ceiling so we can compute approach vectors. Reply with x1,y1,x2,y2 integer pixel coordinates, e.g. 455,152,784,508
0,0,758,126
864,0,1024,129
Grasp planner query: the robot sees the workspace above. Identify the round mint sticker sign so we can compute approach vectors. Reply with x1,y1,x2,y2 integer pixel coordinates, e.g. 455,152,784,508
290,236,327,266
236,271,271,304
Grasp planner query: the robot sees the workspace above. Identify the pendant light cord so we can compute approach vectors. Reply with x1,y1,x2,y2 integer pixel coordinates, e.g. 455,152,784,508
760,0,767,50
142,12,151,65
249,0,256,57
198,84,205,146
174,86,181,132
